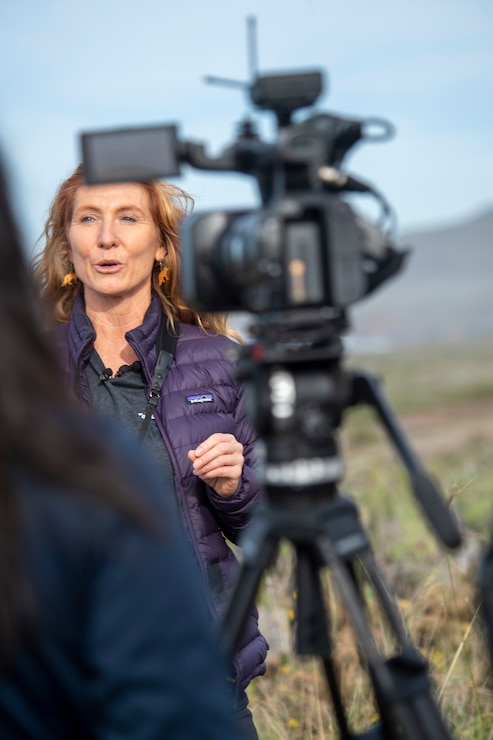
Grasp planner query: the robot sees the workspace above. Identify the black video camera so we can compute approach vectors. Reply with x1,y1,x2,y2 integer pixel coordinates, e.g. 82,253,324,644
81,68,407,317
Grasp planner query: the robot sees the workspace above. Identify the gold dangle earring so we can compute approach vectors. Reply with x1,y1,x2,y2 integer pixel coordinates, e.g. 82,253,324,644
158,261,170,286
61,263,79,287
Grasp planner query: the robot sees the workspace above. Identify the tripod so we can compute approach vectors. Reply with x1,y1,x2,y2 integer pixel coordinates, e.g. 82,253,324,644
222,320,462,739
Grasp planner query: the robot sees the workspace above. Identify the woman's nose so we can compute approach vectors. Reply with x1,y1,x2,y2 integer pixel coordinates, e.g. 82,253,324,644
98,219,118,247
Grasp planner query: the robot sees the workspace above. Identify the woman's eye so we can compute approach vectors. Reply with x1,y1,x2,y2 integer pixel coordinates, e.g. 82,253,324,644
80,215,95,223
122,215,137,222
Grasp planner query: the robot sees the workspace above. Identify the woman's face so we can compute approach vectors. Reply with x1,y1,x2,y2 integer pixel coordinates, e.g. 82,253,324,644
68,182,164,308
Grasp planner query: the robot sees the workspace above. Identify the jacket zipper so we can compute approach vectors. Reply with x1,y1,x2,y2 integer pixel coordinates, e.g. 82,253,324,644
126,332,216,616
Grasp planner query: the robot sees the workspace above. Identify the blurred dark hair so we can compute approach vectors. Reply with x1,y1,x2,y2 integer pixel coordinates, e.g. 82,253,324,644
0,157,153,661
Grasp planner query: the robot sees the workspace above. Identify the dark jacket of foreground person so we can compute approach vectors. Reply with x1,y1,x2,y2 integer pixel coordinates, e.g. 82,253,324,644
0,415,240,739
48,292,268,694
480,529,493,666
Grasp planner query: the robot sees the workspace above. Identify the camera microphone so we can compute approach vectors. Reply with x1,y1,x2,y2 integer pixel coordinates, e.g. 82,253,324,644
318,166,372,193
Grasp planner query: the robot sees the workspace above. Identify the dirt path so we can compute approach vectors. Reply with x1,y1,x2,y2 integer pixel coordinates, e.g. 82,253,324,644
398,398,493,459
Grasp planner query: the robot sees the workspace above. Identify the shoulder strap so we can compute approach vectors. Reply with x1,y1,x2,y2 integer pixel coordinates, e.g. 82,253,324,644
137,315,177,442
156,313,177,358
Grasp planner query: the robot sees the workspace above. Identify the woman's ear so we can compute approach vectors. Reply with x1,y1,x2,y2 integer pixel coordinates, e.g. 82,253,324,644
156,244,167,262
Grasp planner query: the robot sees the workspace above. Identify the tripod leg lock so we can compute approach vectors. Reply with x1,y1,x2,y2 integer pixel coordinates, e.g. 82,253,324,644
384,646,432,702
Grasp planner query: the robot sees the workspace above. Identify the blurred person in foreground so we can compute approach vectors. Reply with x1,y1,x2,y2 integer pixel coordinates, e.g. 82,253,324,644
0,155,240,738
32,164,267,739
480,524,493,666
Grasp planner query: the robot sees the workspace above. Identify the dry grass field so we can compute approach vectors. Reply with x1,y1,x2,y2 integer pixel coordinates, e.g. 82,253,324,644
247,338,493,739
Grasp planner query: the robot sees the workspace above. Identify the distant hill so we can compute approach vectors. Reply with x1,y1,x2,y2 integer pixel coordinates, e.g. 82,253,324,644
349,205,493,350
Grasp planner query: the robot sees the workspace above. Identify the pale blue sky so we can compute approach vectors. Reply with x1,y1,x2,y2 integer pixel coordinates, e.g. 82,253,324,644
1,0,492,254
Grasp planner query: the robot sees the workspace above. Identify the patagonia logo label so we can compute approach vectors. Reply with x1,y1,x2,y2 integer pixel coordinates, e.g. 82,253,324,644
186,393,214,405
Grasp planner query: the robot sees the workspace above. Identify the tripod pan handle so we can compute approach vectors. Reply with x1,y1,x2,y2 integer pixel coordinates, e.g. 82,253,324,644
410,470,462,549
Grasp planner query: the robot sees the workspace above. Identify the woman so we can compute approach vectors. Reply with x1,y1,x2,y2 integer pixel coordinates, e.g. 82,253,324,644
0,156,239,738
33,164,268,737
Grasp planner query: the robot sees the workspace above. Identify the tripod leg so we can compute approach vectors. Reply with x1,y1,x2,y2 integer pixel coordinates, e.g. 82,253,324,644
220,504,280,657
296,547,352,739
314,535,454,739
358,550,408,643
315,534,396,700
359,551,453,740
397,694,456,740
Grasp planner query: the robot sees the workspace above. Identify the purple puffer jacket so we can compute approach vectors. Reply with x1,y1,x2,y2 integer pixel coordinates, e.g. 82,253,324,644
47,293,268,694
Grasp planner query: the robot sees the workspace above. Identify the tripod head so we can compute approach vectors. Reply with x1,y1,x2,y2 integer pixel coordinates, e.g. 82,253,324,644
233,308,462,550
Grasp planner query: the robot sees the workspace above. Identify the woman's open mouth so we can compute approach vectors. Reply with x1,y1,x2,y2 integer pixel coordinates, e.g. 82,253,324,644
95,261,122,272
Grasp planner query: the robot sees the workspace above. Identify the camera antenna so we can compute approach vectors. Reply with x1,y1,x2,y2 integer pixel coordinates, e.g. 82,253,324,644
204,17,322,127
203,15,258,93
247,15,259,80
